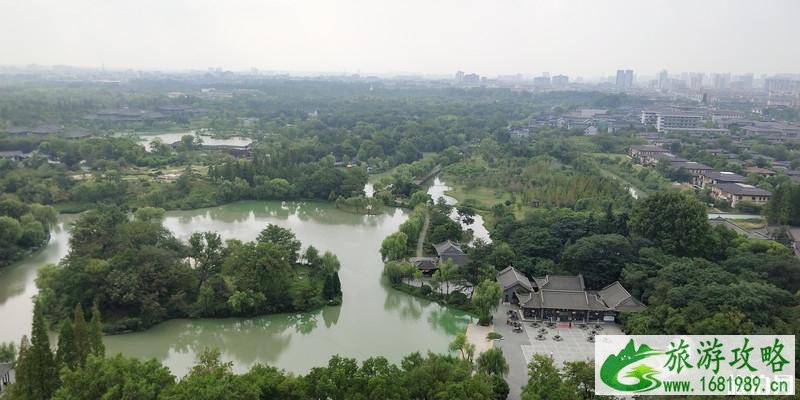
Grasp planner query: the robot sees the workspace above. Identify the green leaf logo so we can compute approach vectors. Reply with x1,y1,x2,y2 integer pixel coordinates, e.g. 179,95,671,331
600,339,664,392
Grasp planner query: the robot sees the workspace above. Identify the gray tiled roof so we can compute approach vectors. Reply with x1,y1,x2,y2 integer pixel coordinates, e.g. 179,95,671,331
714,183,772,196
533,275,585,291
701,171,745,182
433,240,463,255
440,253,469,267
497,266,533,292
433,240,469,266
61,130,91,139
670,160,713,171
613,296,648,312
521,290,595,311
630,145,669,152
519,279,646,313
597,282,632,308
409,257,438,271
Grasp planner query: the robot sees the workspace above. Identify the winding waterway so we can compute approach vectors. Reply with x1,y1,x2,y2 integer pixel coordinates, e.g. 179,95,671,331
0,201,474,376
426,176,491,243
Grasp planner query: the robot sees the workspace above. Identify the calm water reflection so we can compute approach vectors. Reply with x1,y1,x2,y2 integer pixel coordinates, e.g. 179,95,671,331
131,131,252,151
426,176,491,243
0,215,77,344
0,201,473,376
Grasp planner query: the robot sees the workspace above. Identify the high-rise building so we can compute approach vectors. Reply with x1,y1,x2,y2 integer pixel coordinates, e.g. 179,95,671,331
615,70,625,88
658,70,669,89
712,73,731,89
462,73,480,84
765,77,799,93
690,73,704,90
533,75,551,88
616,69,634,90
455,71,464,82
552,74,569,87
734,73,754,90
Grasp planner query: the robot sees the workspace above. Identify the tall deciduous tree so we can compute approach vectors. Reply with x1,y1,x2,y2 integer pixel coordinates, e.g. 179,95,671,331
448,333,475,362
257,224,301,263
471,280,502,325
432,259,459,295
53,355,174,400
476,347,509,377
628,191,711,257
380,231,409,261
188,231,224,289
560,234,634,289
521,354,574,400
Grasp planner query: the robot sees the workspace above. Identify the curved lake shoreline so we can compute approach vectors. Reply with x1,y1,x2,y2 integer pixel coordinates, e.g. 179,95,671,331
0,200,474,377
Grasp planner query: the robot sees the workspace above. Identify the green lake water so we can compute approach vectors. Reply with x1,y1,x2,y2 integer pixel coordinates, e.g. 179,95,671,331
0,201,474,376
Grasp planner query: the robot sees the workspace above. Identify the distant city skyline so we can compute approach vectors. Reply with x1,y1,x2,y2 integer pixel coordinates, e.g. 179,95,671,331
1,0,799,77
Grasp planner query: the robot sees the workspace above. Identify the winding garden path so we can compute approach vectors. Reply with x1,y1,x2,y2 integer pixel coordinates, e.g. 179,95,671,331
416,211,430,257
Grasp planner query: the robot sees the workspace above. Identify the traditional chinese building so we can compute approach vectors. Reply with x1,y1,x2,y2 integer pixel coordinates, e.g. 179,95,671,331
514,274,646,323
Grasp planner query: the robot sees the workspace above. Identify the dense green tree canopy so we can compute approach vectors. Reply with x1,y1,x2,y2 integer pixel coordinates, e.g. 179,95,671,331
628,191,711,257
37,206,343,332
560,234,634,289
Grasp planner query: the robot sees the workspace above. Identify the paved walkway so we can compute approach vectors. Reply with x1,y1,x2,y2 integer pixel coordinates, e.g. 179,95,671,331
415,211,430,257
492,304,530,400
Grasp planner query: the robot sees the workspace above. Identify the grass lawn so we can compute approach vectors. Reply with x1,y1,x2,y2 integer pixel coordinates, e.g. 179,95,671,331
54,202,94,214
441,175,530,228
731,218,767,229
368,152,437,183
443,179,512,211
589,152,629,161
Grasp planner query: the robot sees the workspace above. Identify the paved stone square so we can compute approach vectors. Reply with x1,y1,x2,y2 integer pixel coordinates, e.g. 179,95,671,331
521,320,623,367
493,304,626,400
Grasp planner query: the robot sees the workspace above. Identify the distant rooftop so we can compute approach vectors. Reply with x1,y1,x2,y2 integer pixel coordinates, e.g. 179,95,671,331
702,171,745,182
630,144,669,152
714,182,772,196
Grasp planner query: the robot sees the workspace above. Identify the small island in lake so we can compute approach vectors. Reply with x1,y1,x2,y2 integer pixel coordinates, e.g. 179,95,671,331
36,205,342,333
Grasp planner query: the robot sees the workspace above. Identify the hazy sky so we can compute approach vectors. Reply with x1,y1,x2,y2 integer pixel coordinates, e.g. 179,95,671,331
1,0,798,77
